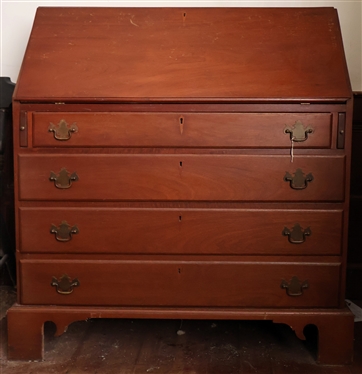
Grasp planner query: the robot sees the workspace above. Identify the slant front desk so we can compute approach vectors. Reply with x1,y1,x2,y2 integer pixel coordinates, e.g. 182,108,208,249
9,7,354,363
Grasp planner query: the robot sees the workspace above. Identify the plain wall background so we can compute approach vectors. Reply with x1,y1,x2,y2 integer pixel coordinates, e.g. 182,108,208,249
1,0,361,91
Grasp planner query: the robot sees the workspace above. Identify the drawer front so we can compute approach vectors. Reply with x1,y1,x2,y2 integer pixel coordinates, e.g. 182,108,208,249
18,154,345,202
19,208,343,255
20,259,340,307
32,112,332,148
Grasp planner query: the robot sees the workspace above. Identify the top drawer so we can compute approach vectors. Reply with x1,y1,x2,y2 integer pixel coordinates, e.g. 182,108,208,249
32,112,332,148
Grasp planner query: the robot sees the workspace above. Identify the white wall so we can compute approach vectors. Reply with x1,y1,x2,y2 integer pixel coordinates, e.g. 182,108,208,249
1,0,361,90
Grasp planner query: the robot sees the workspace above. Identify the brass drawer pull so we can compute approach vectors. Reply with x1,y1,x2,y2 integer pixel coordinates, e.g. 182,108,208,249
50,220,79,242
51,274,80,295
48,119,78,141
49,168,79,189
284,168,313,190
281,276,309,297
282,223,311,244
284,120,314,142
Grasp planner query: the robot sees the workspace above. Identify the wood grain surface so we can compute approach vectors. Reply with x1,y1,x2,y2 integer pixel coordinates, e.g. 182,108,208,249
14,7,351,101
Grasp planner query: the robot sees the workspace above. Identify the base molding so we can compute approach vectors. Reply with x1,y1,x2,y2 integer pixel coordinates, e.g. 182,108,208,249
7,304,354,364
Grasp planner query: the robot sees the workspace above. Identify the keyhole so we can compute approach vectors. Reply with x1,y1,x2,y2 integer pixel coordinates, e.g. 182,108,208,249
180,161,183,167
178,268,181,273
179,116,185,135
179,215,182,222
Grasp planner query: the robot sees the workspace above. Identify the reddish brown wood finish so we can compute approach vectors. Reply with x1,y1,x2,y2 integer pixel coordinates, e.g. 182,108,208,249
7,305,354,364
19,207,343,255
19,258,341,307
32,112,332,148
9,7,354,364
13,8,350,101
18,154,345,201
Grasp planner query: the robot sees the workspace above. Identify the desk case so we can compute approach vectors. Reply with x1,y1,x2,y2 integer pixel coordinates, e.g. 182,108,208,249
8,7,354,363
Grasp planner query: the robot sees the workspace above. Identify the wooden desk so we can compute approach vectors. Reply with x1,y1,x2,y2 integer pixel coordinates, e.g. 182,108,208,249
8,7,354,363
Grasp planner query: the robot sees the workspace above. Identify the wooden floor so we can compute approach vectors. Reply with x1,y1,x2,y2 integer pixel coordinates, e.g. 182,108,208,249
0,287,361,374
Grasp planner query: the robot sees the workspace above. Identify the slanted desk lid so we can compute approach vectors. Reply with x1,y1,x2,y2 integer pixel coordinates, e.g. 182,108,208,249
14,7,352,103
